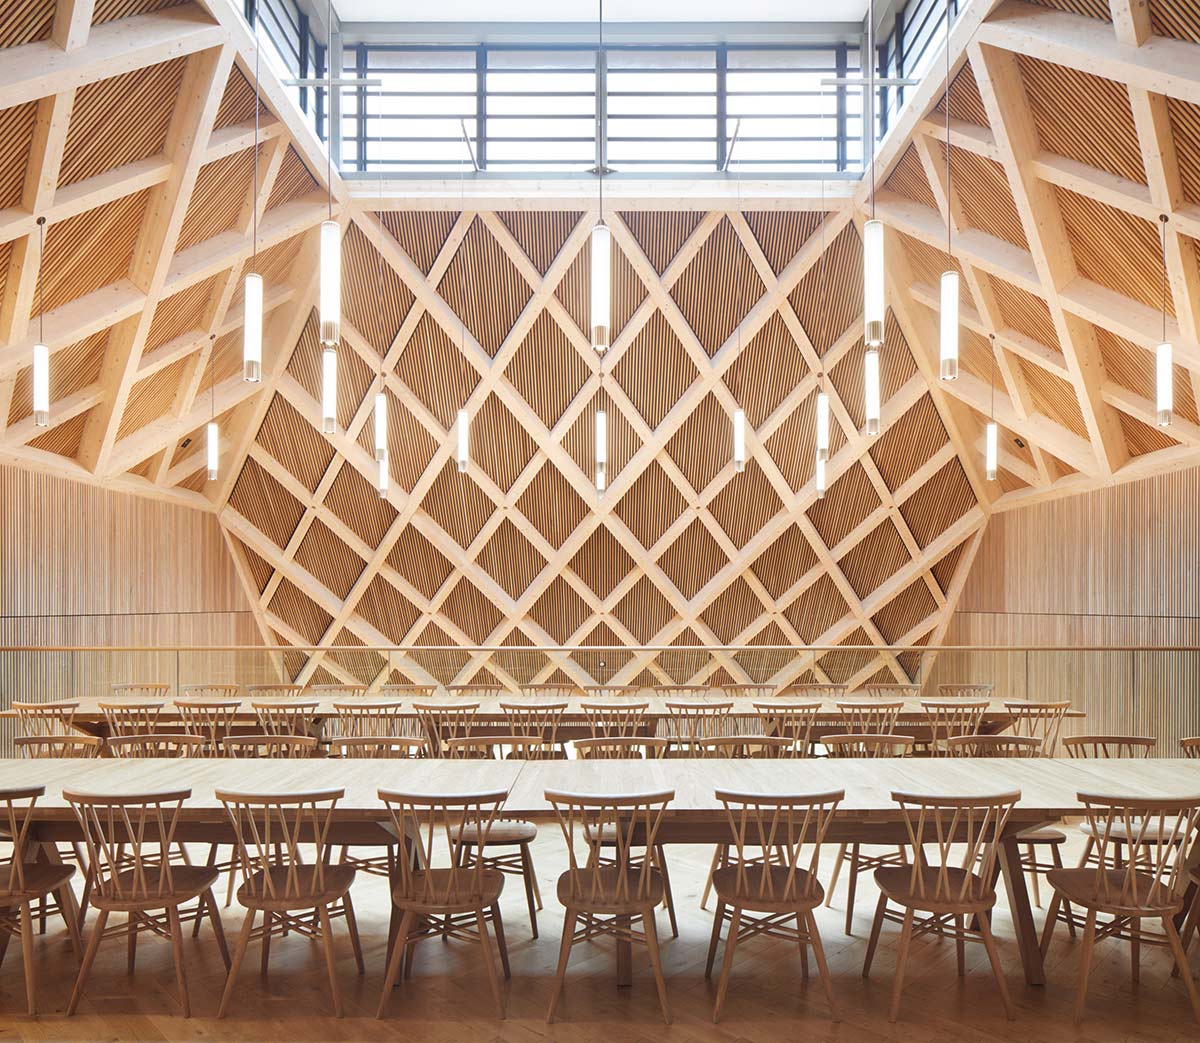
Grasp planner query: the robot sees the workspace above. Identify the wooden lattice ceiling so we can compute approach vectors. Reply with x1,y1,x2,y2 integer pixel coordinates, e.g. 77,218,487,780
2,0,1199,688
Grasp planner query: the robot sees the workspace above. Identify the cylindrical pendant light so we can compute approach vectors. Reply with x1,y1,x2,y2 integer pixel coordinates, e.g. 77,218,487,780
321,345,337,433
595,408,607,493
374,391,388,460
1157,215,1173,427
815,455,827,498
243,273,263,382
984,421,998,481
864,347,880,436
590,223,610,353
33,217,48,427
319,220,341,346
815,390,830,461
939,270,959,380
206,420,219,481
863,219,884,347
732,409,746,472
457,409,469,472
377,457,389,498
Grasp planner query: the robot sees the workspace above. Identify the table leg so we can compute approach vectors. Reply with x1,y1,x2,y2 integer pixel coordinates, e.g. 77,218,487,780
999,834,1044,986
616,915,632,987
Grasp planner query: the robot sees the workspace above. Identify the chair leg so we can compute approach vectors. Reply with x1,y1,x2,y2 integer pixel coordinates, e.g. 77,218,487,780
1072,909,1098,1025
475,909,506,1019
1040,891,1063,958
705,900,725,978
317,904,343,1018
712,907,741,1023
1131,916,1140,985
67,907,108,1016
978,908,1015,1021
204,889,231,970
797,915,809,979
260,912,272,976
700,845,721,910
655,844,679,939
643,907,671,1025
57,883,84,959
217,909,256,1020
545,909,577,1024
126,912,138,974
78,864,94,927
344,894,366,975
844,844,859,936
1163,915,1200,1022
806,910,841,1022
1025,845,1041,907
224,845,239,908
518,843,539,938
377,909,414,1020
195,844,219,938
862,890,888,977
19,902,36,1016
954,913,965,976
887,907,915,1024
825,844,846,907
166,905,191,1018
1050,844,1076,940
491,903,511,980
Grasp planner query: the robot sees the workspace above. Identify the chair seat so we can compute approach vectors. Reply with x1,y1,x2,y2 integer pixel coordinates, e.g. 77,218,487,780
556,866,664,915
236,864,356,912
1017,827,1066,844
874,865,996,914
1077,820,1179,844
392,867,505,914
0,861,75,904
453,819,538,846
711,864,824,913
1046,867,1184,917
92,865,220,912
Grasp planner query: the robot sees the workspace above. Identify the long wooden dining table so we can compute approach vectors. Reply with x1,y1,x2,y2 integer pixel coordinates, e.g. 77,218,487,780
6,755,1198,992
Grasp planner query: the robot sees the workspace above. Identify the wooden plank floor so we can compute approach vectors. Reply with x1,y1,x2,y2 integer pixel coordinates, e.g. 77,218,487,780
3,829,1198,1041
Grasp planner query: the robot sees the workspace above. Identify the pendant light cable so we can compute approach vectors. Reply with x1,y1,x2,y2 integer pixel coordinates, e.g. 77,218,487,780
326,0,333,221
1161,214,1169,347
253,1,260,275
945,0,951,259
37,217,44,347
868,0,875,221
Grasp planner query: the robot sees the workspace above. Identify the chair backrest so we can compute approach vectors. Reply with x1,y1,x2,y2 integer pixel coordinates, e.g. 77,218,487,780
718,684,776,701
251,699,318,736
921,699,990,754
573,737,669,760
582,685,644,699
836,699,903,735
662,700,734,748
379,788,510,905
221,734,319,758
175,698,242,753
654,685,712,700
695,736,796,758
947,734,1043,758
1182,737,1200,759
332,699,410,738
110,683,171,701
1004,700,1072,757
581,700,648,738
0,787,45,894
716,788,843,903
936,682,994,701
521,682,582,699
824,733,915,758
105,734,208,758
753,700,821,756
98,700,164,737
11,700,79,738
441,735,547,760
179,684,241,701
1063,734,1156,758
777,683,848,701
1075,793,1200,909
309,684,369,701
862,683,922,700
217,788,344,903
893,790,1020,904
245,684,306,697
413,700,479,755
500,700,568,752
65,788,193,903
547,788,674,905
378,684,439,700
330,736,425,759
14,734,103,759
446,683,511,699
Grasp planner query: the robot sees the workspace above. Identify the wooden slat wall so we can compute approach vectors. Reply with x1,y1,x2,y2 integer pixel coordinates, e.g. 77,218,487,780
0,468,264,749
927,468,1200,750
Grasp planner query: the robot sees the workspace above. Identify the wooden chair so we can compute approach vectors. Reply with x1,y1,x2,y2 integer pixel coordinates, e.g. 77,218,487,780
11,700,79,737
175,698,242,754
376,685,438,738
718,684,776,700
105,734,208,758
544,788,675,1024
947,734,1043,757
777,683,848,700
582,684,644,699
447,683,511,699
821,734,915,933
834,699,903,735
1005,700,1071,757
309,683,368,700
109,683,171,701
862,683,921,700
440,736,544,935
13,734,102,758
330,736,425,759
377,787,512,1019
222,734,319,758
1183,737,1200,759
936,682,994,700
245,683,305,699
1040,793,1200,1024
920,699,989,755
65,788,229,1018
661,699,734,754
580,700,648,739
753,700,821,757
574,737,669,759
694,735,796,758
332,699,410,739
0,786,83,1014
500,700,568,758
862,790,1019,1023
413,700,479,756
1064,734,1157,758
521,682,583,699
98,700,165,737
705,788,844,1023
250,699,319,737
216,788,363,1018
179,684,241,701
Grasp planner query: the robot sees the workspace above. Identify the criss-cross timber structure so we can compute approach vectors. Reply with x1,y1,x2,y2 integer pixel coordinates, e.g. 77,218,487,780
3,0,1199,689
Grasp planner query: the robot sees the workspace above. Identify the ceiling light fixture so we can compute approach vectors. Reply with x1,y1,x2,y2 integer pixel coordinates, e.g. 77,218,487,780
864,347,880,436
321,344,337,434
1157,213,1173,427
816,391,830,461
590,0,610,354
816,162,832,475
733,409,746,472
32,216,48,428
939,0,959,381
318,0,339,430
815,456,827,499
985,333,998,481
457,409,469,472
244,7,263,382
595,406,608,493
374,166,389,493
863,0,884,350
